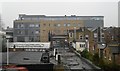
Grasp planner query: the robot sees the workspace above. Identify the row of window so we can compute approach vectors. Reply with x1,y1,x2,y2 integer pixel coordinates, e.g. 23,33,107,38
94,33,105,38
44,23,81,27
16,23,81,28
49,30,68,35
16,36,40,42
17,30,40,35
80,44,86,48
69,33,89,39
29,24,40,27
17,24,40,28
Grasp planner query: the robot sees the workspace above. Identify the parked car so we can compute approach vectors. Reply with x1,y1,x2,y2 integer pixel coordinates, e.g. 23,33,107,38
40,52,50,63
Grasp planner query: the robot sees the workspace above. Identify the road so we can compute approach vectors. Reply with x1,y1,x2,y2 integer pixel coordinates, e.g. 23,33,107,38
1,47,101,71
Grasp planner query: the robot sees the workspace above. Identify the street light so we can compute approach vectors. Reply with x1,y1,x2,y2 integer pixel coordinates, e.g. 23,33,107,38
7,39,9,65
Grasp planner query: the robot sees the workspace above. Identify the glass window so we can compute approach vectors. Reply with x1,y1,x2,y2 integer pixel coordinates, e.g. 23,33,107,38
64,23,67,27
35,30,40,34
67,23,70,27
64,30,67,35
70,33,73,37
18,24,24,28
80,44,81,47
94,33,97,38
80,36,82,39
57,24,61,27
85,35,89,39
20,24,24,28
29,24,34,27
29,37,34,42
18,30,23,34
102,35,104,38
35,24,40,27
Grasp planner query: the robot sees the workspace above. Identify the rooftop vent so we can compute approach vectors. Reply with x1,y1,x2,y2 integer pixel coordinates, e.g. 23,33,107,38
71,15,76,17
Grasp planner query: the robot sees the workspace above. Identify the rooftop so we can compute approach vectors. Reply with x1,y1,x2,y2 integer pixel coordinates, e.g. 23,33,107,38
17,14,104,21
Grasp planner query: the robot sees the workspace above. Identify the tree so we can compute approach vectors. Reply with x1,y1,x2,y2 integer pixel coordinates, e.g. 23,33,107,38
92,53,100,65
81,48,93,61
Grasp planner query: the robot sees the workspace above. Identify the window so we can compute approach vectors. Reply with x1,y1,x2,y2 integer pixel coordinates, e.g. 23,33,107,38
18,30,23,34
29,37,34,42
64,30,67,35
35,24,40,27
29,24,34,27
67,23,70,27
35,30,40,34
80,44,81,47
81,44,83,47
80,36,83,39
85,35,89,39
54,24,61,27
102,35,104,38
64,23,67,26
18,24,24,28
80,44,85,48
109,55,111,61
57,24,61,27
94,33,97,38
69,33,73,37
20,24,24,28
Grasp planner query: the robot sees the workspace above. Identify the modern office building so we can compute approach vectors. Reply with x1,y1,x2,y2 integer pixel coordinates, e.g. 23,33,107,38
13,14,104,42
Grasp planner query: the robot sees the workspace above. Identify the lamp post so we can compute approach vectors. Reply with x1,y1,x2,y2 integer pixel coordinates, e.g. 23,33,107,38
7,39,9,65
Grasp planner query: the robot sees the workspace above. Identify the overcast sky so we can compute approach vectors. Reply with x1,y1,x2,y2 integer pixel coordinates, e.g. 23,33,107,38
0,0,119,28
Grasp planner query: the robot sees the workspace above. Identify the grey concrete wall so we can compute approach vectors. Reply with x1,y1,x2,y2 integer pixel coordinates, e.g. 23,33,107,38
118,1,120,27
84,20,104,28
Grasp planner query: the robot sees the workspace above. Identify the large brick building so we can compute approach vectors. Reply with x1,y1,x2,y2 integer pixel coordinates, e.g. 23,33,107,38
13,14,104,42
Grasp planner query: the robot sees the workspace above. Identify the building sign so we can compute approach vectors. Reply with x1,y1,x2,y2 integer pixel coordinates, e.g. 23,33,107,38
9,42,50,49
